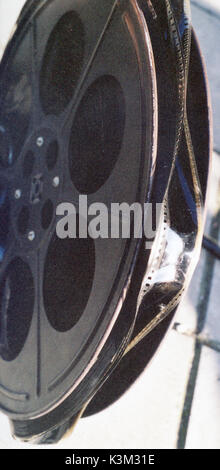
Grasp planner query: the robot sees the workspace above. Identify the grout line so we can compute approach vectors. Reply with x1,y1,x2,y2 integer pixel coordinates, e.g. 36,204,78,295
174,326,220,353
177,341,202,449
176,207,220,448
197,335,220,353
196,250,218,334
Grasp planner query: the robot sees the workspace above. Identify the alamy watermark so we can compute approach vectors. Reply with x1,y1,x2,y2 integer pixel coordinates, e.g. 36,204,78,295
56,196,163,249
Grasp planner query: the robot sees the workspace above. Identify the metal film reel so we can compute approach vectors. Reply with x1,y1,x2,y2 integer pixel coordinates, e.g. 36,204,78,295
0,0,211,443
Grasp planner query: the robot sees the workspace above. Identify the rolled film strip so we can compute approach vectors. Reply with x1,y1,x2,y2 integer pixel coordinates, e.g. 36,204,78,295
123,0,205,357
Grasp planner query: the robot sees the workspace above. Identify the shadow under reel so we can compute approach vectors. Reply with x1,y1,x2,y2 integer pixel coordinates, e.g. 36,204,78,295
0,0,211,444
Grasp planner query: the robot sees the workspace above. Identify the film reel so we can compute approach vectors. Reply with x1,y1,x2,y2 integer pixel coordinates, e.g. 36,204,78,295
0,0,211,443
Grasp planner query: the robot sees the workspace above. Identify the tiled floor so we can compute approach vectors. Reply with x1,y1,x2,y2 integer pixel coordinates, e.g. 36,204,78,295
0,0,219,449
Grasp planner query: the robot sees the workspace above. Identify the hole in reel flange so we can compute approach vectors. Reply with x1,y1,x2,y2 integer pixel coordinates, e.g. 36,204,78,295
40,11,85,116
69,75,126,194
0,257,34,362
41,199,54,230
17,206,30,235
43,217,95,333
46,140,59,171
0,126,14,168
23,150,35,178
